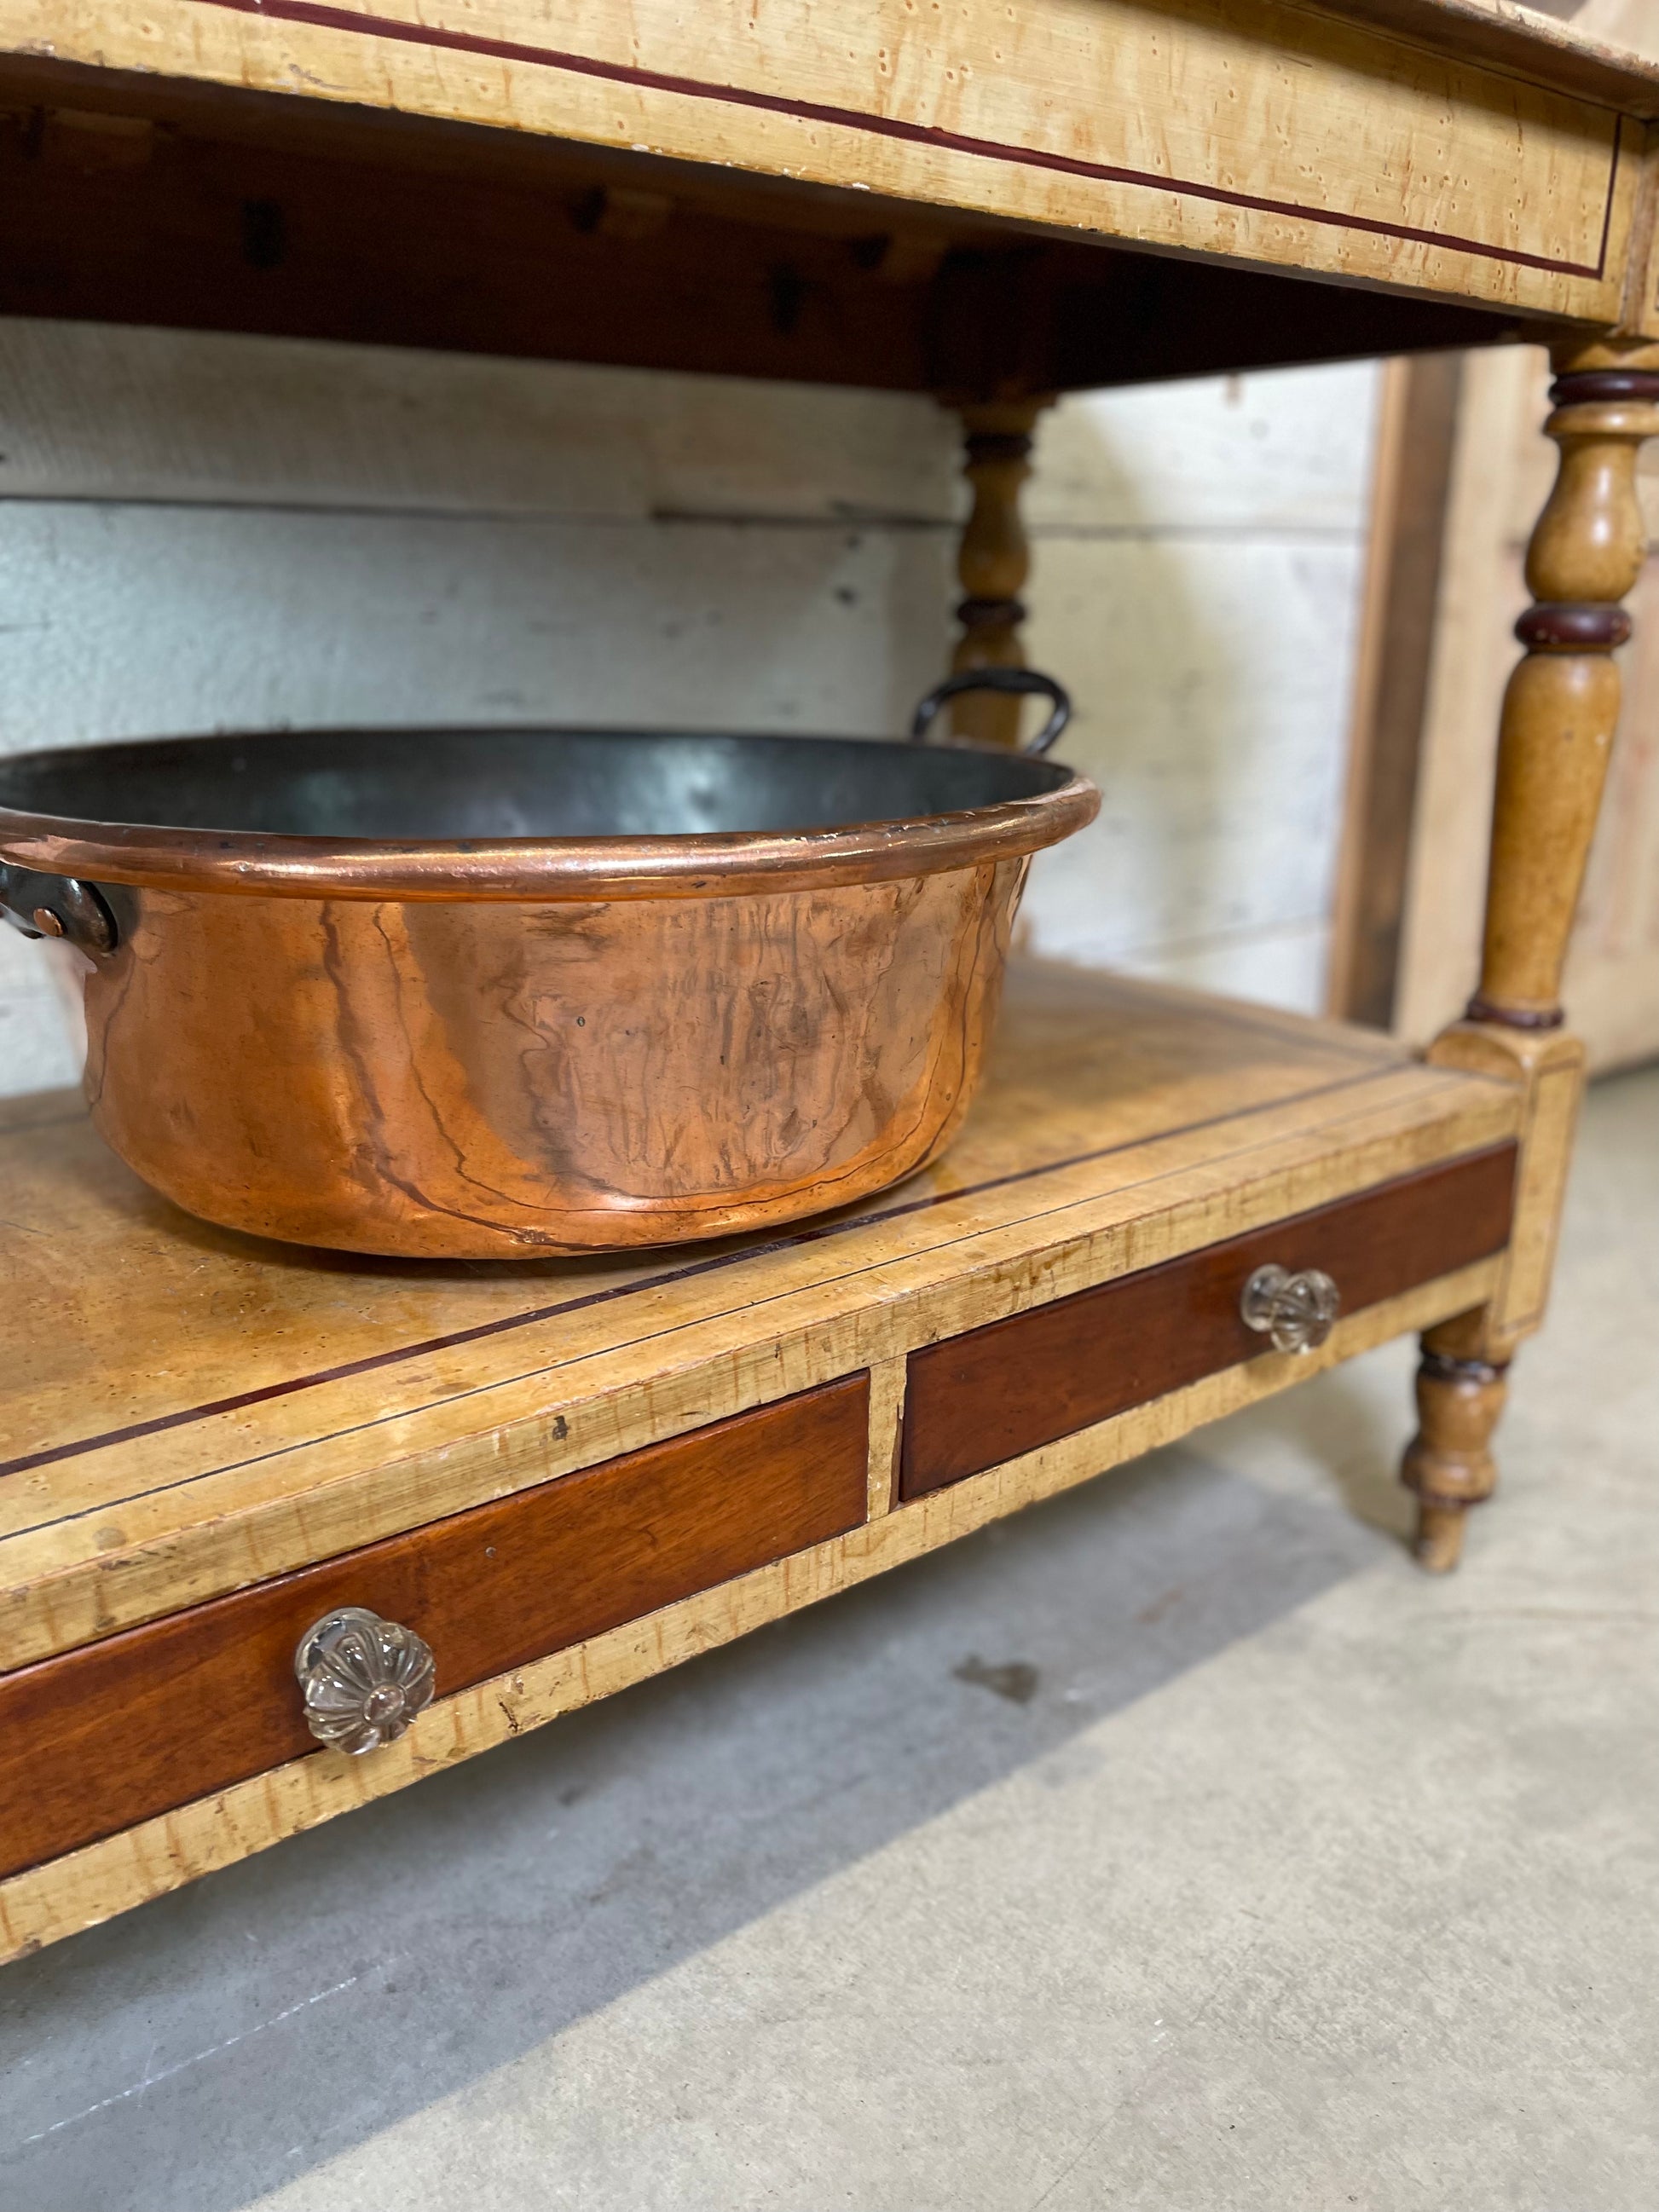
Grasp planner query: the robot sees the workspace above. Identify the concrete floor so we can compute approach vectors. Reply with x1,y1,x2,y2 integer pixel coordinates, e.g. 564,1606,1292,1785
3,1065,1655,2212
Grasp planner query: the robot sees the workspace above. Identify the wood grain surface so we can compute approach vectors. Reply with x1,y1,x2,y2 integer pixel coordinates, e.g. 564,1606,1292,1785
1328,352,1466,1029
1402,1341,1509,1572
1425,974,1589,1360
0,1375,869,1882
0,962,1527,1668
946,401,1043,748
0,103,1509,399
1471,349,1659,1028
1325,0,1659,110
900,1145,1517,1498
0,1250,1504,1964
1388,343,1659,1071
0,0,1644,321
1390,334,1659,1569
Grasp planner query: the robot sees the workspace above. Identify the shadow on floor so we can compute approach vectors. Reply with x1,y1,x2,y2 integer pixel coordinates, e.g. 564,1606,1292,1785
1,1422,1389,2212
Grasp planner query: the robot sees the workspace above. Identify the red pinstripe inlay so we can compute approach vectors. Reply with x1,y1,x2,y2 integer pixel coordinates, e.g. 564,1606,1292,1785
189,0,1620,280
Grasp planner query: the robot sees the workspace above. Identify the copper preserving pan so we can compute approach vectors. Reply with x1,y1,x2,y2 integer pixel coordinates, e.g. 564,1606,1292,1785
0,670,1098,1258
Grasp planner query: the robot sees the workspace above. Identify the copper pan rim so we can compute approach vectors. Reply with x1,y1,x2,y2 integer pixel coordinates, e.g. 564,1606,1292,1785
0,780,1099,901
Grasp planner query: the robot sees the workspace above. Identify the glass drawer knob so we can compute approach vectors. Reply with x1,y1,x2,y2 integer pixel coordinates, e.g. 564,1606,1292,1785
1240,1263,1340,1354
294,1606,436,1755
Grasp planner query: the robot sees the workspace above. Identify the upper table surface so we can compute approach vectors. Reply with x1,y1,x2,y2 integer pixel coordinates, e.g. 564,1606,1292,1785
5,0,1659,347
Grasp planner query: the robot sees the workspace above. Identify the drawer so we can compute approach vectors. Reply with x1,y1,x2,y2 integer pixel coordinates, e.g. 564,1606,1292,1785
0,1374,870,1881
900,1146,1517,1501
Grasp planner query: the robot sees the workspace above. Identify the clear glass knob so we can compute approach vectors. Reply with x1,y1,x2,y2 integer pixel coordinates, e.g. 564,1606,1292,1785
1240,1263,1340,1354
294,1606,436,1755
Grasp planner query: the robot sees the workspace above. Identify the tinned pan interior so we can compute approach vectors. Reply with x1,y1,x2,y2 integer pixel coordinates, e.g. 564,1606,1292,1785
0,727,1100,899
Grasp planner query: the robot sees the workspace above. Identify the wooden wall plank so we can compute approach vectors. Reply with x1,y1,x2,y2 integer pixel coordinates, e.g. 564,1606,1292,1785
0,320,1380,530
0,502,953,748
0,321,959,521
1327,351,1465,1026
1031,363,1383,534
1020,529,1371,1007
1389,346,1538,1052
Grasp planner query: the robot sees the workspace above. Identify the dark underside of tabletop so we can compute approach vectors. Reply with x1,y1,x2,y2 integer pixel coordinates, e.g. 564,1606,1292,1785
0,53,1524,399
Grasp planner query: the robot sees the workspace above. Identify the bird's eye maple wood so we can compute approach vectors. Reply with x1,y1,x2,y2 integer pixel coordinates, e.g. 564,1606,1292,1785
0,957,1540,1960
0,0,1656,1955
1402,335,1659,1568
901,1146,1518,1499
0,1376,871,1883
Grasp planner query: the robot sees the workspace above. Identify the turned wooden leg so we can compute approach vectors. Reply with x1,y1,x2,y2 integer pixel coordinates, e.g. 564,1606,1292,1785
1402,1321,1509,1573
946,398,1049,748
1402,338,1659,1567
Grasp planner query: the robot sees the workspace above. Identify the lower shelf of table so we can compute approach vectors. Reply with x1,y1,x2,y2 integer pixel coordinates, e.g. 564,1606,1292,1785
0,959,1528,1958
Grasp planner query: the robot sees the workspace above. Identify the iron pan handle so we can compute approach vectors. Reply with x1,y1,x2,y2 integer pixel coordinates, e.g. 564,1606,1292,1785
909,667,1073,757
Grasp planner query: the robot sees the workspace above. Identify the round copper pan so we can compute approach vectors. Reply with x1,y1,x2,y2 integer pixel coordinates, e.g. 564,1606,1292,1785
0,680,1098,1259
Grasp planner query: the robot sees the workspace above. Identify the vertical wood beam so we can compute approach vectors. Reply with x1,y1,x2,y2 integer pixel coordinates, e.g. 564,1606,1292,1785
946,398,1049,748
1401,337,1659,1570
1327,352,1465,1026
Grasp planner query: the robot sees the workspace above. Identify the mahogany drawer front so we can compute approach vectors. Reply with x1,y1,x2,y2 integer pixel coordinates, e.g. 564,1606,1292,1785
901,1146,1517,1501
0,1374,870,1882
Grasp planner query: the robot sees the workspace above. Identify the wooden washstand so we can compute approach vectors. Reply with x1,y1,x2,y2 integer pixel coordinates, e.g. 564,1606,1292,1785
1,0,1656,1956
